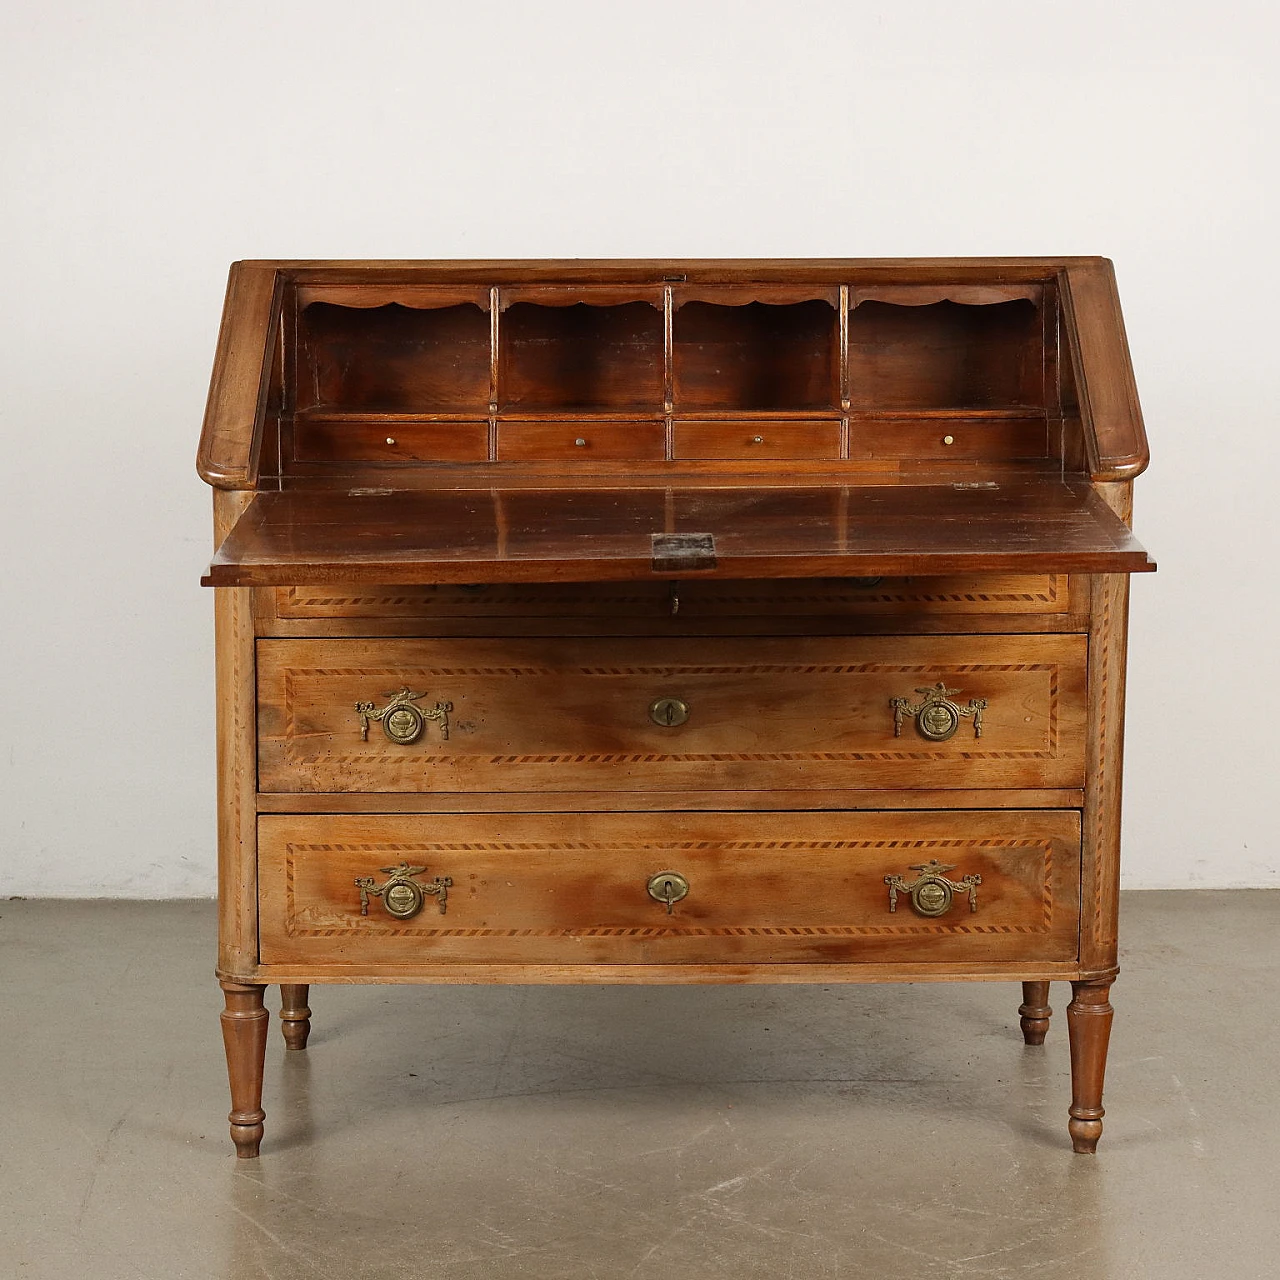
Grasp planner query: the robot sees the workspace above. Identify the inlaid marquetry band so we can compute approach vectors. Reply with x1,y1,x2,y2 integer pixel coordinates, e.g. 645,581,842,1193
280,662,1060,766
282,838,1055,939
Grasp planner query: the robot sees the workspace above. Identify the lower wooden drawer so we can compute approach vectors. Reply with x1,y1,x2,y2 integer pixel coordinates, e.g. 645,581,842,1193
258,810,1080,966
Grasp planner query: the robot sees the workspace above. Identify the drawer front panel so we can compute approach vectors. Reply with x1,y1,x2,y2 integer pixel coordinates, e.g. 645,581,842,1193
496,421,666,461
672,420,841,460
847,417,1050,463
257,634,1087,793
293,420,489,464
270,574,1076,624
258,810,1081,966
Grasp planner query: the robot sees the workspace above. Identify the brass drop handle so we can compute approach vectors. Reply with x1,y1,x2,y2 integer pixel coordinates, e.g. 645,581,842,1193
890,681,987,742
649,696,689,727
647,871,689,914
355,863,453,919
356,687,453,744
885,860,981,918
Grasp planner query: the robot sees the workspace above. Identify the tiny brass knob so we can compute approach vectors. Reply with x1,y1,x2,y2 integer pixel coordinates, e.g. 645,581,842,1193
751,435,764,444
386,437,397,445
942,434,955,446
649,696,690,727
575,437,588,447
647,871,690,914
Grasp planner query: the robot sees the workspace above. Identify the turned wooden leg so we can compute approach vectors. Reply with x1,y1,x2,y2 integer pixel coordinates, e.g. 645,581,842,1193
1019,981,1052,1045
220,981,268,1158
1066,978,1114,1154
279,984,311,1050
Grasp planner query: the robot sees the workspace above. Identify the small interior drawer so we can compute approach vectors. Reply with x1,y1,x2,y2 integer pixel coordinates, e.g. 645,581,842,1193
672,420,841,460
292,419,490,463
496,421,666,461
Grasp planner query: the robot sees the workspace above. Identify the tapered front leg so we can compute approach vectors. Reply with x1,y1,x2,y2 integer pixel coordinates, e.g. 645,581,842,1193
1019,981,1052,1045
279,984,311,1050
220,981,268,1158
1066,978,1114,1153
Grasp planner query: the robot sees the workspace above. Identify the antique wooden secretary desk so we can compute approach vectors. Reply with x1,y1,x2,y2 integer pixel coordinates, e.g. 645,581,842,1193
199,257,1153,1157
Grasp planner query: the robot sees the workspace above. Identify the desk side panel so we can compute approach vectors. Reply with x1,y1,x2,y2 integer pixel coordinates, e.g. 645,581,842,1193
215,490,260,976
1080,481,1133,975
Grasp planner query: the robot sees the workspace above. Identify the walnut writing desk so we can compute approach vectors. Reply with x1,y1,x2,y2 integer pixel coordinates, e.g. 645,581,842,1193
199,258,1153,1156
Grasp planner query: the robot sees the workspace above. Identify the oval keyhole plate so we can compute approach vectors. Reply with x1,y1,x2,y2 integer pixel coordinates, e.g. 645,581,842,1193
647,871,690,912
649,697,690,728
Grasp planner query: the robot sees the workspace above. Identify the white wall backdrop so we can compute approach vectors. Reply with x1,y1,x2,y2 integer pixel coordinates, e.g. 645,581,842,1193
1,1,1276,895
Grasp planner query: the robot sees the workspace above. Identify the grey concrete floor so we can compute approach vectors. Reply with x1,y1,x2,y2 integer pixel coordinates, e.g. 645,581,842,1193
1,893,1277,1279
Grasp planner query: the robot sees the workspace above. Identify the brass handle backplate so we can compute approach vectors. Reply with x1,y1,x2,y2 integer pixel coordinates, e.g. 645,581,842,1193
647,871,689,914
356,687,453,745
649,696,690,728
885,860,981,918
890,681,987,743
355,862,453,919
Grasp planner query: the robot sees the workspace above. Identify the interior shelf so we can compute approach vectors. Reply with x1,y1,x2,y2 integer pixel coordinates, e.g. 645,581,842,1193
285,283,1067,472
299,302,491,413
499,301,664,412
848,299,1043,411
673,300,839,412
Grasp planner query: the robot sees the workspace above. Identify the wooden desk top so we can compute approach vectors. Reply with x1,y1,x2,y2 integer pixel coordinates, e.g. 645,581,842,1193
203,478,1153,586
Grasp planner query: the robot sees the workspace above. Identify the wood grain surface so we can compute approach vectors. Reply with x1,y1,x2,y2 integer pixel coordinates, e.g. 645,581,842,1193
202,257,1151,1155
256,634,1087,795
258,809,1081,967
205,481,1153,586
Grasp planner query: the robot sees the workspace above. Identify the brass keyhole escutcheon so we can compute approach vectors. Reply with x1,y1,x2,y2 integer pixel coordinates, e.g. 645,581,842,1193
649,696,690,728
647,871,689,914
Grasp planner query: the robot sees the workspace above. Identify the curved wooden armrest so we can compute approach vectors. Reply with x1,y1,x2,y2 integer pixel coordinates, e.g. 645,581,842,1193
197,262,283,489
1061,259,1150,482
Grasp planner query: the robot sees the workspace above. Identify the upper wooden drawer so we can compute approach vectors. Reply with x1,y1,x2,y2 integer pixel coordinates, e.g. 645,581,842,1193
267,573,1079,632
257,634,1087,794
